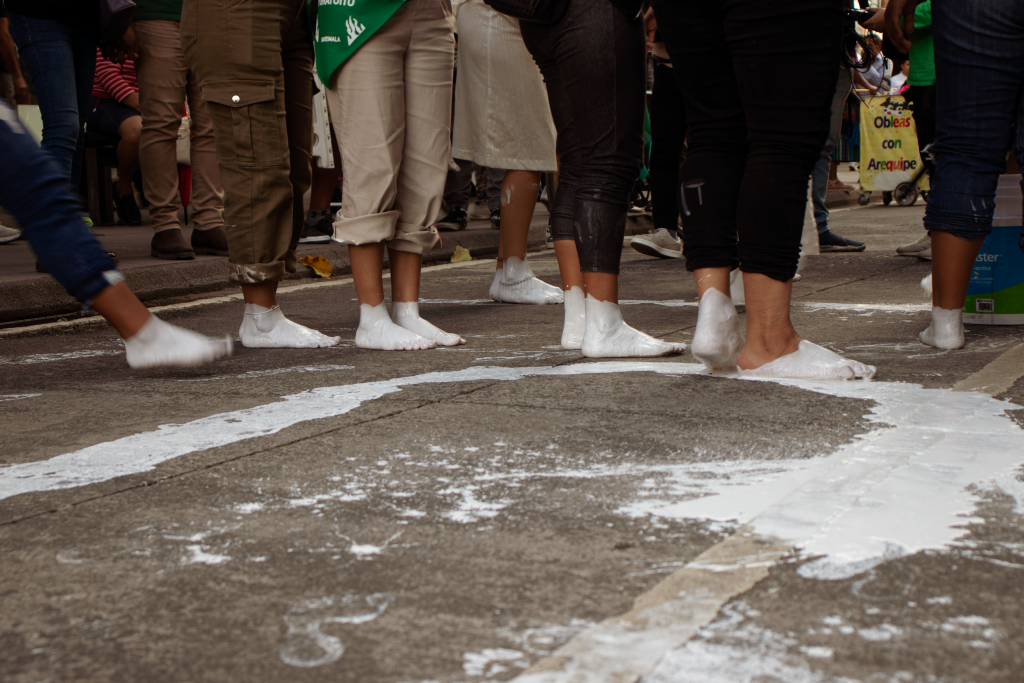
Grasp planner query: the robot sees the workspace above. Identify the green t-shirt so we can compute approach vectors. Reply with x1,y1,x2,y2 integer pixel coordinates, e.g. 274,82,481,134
314,0,406,85
907,1,934,87
134,0,182,22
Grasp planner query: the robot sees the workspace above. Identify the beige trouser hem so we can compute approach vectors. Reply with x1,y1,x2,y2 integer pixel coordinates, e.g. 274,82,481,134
331,213,438,255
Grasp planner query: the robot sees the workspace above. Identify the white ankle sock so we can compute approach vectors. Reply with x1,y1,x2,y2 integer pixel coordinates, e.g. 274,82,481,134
392,301,464,347
355,303,436,351
920,306,965,350
124,315,232,369
691,288,743,372
489,256,563,305
580,295,687,358
239,304,340,349
561,286,586,350
738,340,876,380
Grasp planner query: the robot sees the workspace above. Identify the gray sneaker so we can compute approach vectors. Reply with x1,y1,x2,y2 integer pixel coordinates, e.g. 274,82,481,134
897,233,930,255
0,224,21,244
630,228,682,259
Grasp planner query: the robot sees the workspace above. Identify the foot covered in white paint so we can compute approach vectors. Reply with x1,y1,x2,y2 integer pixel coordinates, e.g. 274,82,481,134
356,303,436,350
392,301,465,347
919,306,965,350
691,288,743,372
239,304,341,348
581,295,687,358
489,256,564,305
124,315,232,369
561,286,586,350
739,340,876,380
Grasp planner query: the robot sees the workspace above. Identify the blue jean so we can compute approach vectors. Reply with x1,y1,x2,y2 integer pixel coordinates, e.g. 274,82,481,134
924,0,1024,240
7,12,97,191
812,66,853,234
0,102,119,306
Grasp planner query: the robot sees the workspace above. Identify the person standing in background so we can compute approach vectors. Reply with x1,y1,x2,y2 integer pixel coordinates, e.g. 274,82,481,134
0,3,30,110
181,0,340,350
133,0,229,261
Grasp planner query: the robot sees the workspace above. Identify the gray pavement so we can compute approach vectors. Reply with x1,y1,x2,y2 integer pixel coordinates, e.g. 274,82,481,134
2,203,1023,683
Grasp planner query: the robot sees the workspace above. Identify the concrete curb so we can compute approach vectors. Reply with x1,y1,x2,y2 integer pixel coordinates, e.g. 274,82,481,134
0,215,656,326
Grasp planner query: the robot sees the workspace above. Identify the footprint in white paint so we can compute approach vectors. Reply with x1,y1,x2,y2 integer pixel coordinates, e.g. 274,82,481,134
279,593,394,668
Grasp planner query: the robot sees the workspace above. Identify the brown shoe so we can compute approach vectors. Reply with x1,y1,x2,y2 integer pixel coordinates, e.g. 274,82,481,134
151,228,195,260
191,225,229,257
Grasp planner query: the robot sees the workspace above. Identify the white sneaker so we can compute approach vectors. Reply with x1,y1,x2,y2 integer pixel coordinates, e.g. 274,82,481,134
897,233,930,255
630,228,682,259
0,224,22,244
468,201,491,221
916,247,932,261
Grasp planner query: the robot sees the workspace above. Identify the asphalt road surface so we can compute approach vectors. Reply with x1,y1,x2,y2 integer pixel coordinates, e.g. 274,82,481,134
2,204,1023,683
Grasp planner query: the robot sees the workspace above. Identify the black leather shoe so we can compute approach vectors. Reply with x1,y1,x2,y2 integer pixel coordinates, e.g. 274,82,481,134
151,228,195,260
191,225,229,256
114,190,143,226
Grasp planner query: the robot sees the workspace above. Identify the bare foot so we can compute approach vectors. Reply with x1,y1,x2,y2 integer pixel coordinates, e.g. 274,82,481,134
392,301,465,347
239,304,340,348
355,303,436,351
739,340,876,380
124,315,232,369
691,288,743,372
581,295,686,358
919,307,965,350
561,286,586,350
489,256,563,305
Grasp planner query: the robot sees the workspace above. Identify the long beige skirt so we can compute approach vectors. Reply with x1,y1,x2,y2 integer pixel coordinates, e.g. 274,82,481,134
452,1,558,172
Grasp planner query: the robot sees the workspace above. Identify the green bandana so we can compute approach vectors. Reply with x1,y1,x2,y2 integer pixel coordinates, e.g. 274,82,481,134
314,0,407,85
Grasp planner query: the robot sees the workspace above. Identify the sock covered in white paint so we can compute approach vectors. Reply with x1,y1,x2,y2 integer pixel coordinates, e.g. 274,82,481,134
392,301,465,347
561,286,585,350
738,340,876,380
581,295,687,358
239,304,340,349
691,287,743,372
489,256,564,305
355,302,436,351
124,315,232,369
919,306,965,350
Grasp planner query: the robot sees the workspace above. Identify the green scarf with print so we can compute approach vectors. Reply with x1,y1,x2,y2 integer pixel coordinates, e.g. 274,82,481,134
314,0,407,85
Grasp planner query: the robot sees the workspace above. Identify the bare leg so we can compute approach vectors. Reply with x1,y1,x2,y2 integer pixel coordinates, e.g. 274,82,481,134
554,239,586,349
389,248,463,346
349,243,435,350
114,117,142,199
489,170,563,305
92,281,156,339
919,231,984,349
579,272,686,358
690,267,743,372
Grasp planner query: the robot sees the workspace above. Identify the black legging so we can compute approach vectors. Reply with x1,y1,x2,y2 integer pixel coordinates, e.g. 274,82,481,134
651,0,843,282
649,60,687,233
905,84,936,175
521,0,646,274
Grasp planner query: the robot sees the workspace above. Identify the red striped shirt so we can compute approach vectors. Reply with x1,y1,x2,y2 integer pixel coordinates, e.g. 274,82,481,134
92,48,138,103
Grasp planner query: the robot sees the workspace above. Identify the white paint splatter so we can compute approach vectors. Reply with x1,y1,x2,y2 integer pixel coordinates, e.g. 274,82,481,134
463,647,530,677
0,350,121,365
0,393,41,402
279,593,393,668
183,545,230,565
178,364,353,382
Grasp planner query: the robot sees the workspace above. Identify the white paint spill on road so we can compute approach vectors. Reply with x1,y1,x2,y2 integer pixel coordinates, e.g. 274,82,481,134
178,364,354,382
416,299,932,314
3,361,1023,587
0,349,121,365
0,393,41,402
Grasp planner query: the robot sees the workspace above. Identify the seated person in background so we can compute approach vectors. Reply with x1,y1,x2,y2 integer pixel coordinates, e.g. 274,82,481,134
88,47,143,226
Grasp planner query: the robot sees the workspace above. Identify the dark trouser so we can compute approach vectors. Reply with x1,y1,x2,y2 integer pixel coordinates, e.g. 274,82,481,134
181,0,313,284
905,84,936,175
649,61,686,234
651,0,842,282
0,101,118,305
521,0,646,275
444,159,474,212
7,12,96,192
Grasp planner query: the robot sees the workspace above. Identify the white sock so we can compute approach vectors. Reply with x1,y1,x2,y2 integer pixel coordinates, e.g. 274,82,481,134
392,301,464,347
355,303,436,351
489,256,564,305
561,286,586,350
738,340,876,380
691,288,743,372
919,306,965,350
580,295,687,358
239,304,341,349
124,315,232,369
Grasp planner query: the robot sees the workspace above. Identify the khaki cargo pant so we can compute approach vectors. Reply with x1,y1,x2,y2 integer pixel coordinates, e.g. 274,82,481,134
134,19,224,234
325,0,455,255
181,0,313,284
